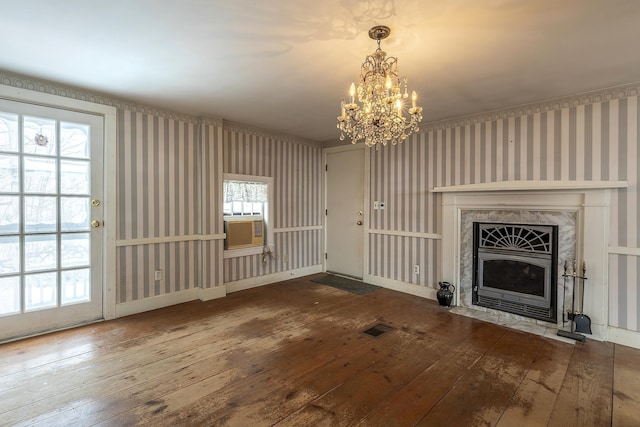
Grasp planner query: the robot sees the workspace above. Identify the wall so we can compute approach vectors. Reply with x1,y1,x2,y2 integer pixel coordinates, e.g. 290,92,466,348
367,83,640,332
117,116,323,302
116,110,202,303
2,70,636,337
222,123,323,283
0,70,322,310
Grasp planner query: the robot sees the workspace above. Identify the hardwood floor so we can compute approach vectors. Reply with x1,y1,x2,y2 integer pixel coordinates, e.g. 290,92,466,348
1,274,638,426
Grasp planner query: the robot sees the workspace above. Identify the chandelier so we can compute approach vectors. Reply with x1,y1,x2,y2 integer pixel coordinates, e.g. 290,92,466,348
337,25,422,149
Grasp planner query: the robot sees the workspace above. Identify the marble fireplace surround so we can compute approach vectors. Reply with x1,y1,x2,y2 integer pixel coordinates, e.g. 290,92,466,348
433,180,627,342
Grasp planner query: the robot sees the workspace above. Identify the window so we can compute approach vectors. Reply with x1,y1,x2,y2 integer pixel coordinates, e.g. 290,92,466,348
222,174,273,258
223,180,267,217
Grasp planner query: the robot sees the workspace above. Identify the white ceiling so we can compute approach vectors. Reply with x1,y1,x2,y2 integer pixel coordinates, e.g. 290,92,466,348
2,0,640,142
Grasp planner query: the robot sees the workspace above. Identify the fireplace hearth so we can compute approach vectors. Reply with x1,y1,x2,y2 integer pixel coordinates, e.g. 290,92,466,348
472,222,558,322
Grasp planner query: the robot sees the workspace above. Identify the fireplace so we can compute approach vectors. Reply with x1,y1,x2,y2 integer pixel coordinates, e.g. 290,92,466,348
472,222,558,323
435,180,626,342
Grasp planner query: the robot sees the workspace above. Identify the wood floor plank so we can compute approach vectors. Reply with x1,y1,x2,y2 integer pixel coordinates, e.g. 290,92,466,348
496,338,573,426
547,341,615,426
95,309,379,425
121,288,450,426
0,275,637,426
236,325,449,426
4,282,363,425
612,344,640,427
356,321,506,426
414,329,547,426
276,331,454,426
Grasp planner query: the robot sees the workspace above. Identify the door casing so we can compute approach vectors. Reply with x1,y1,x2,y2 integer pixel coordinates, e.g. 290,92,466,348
0,83,118,339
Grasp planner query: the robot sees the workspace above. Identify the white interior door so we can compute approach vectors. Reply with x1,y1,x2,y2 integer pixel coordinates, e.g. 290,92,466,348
326,147,364,279
0,98,104,341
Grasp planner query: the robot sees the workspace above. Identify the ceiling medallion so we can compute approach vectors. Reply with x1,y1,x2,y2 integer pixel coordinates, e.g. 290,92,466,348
337,25,422,149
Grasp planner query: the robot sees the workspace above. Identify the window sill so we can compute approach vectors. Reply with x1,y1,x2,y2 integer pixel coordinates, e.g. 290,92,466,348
223,245,264,259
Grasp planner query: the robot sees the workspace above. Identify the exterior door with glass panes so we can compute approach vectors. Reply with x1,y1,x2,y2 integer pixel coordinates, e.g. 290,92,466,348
0,98,103,341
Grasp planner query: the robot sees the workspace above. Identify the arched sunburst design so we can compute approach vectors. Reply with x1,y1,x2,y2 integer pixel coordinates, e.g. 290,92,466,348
479,224,552,254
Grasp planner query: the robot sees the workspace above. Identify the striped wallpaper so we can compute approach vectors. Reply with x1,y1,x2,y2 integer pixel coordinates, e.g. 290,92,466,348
116,109,195,302
116,114,323,302
1,71,636,334
368,88,640,331
222,123,323,282
224,229,323,283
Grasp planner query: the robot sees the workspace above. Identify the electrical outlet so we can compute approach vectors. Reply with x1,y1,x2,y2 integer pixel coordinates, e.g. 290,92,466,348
379,202,385,210
413,265,420,274
373,201,379,210
154,270,163,281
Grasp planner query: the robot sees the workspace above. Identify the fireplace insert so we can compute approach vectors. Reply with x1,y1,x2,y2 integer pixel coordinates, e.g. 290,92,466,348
472,222,558,322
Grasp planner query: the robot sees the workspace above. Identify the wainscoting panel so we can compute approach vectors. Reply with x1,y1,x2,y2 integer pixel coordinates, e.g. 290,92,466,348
368,233,440,288
223,229,323,283
116,241,200,304
609,253,640,330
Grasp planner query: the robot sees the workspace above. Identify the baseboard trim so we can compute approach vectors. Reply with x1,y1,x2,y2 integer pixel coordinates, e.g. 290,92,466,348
364,274,438,301
608,326,640,350
115,288,200,318
198,285,227,302
226,265,323,293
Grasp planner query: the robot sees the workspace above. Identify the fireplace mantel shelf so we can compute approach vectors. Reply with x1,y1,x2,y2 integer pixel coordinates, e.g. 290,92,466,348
431,180,628,193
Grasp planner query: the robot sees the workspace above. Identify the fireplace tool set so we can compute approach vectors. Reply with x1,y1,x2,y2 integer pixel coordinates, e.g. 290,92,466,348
557,260,592,342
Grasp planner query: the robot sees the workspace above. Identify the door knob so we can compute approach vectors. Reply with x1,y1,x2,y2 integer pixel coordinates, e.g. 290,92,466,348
91,220,101,228
357,220,363,225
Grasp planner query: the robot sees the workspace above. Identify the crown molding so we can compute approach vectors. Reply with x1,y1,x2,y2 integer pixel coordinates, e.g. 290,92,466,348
0,69,202,124
199,115,224,127
222,120,321,147
421,81,640,132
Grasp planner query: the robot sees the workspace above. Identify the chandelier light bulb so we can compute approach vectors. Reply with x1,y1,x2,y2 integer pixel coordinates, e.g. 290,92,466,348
337,25,423,148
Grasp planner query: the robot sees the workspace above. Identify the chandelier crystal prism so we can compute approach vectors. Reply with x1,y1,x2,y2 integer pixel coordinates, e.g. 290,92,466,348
337,25,423,149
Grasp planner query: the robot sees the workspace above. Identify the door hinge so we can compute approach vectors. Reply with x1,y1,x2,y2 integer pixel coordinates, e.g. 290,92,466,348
325,209,328,216
325,164,328,171
325,253,327,260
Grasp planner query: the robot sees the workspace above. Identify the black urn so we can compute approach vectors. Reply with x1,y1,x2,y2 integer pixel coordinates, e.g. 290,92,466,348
437,282,455,307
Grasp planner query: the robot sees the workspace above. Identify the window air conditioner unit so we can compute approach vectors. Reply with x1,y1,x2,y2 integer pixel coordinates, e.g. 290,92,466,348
224,219,264,250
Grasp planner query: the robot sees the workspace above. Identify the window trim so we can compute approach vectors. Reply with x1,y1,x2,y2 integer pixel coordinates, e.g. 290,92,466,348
222,173,273,259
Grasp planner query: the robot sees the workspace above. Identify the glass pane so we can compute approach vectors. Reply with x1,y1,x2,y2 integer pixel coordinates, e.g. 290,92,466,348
0,154,19,192
24,196,57,232
61,233,89,268
25,272,57,310
0,276,20,316
61,159,89,194
483,260,545,297
24,234,57,272
60,122,89,159
0,112,19,153
23,116,57,156
0,196,20,234
62,268,90,305
0,236,20,274
24,157,57,194
61,197,89,231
